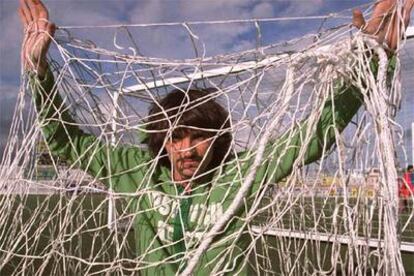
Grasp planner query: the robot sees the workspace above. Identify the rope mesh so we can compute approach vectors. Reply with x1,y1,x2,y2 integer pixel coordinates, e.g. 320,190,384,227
1,4,413,275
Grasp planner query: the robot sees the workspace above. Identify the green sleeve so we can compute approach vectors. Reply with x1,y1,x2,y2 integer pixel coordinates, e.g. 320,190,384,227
260,85,362,184
223,57,396,195
30,68,151,192
262,57,396,184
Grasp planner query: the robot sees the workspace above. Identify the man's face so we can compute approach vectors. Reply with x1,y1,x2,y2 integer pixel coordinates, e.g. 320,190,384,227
165,129,213,182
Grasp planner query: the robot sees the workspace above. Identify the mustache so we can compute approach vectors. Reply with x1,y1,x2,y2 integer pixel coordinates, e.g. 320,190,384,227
177,156,202,163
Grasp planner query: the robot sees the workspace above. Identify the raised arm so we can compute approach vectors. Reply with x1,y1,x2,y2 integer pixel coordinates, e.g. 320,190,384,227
19,0,150,192
19,0,54,79
238,0,413,188
268,0,413,182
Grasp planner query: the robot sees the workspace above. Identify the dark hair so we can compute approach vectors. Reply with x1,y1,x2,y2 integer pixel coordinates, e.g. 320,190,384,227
145,89,232,169
408,165,413,171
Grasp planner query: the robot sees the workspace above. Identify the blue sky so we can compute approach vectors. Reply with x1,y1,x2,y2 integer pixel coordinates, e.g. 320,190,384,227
0,0,413,164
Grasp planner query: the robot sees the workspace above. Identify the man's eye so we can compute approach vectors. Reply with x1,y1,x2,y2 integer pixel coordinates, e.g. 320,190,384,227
194,135,208,143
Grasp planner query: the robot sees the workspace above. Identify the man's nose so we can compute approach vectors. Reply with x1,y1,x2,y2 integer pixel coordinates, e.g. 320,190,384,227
180,137,195,156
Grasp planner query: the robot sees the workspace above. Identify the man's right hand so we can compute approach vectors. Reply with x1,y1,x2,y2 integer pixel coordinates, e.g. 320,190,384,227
19,0,55,79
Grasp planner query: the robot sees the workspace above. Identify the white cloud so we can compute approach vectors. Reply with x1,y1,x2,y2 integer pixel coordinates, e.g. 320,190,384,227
124,0,164,24
175,0,252,21
279,0,324,17
251,2,275,18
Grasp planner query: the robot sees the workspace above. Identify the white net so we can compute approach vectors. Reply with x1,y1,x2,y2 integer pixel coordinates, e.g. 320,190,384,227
1,3,414,275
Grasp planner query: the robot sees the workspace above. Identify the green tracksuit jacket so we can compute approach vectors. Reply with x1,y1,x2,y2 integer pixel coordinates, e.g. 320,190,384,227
29,59,391,275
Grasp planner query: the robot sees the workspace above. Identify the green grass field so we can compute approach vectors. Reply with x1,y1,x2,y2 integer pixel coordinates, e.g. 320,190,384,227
0,193,413,274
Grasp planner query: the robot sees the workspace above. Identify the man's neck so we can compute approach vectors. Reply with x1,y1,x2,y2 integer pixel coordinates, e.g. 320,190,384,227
172,168,216,193
173,172,192,193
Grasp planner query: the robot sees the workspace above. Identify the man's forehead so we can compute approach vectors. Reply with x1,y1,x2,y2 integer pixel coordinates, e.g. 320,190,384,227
171,126,211,138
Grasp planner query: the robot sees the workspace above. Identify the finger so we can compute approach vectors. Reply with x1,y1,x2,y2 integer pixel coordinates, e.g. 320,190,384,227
27,0,41,33
37,4,49,30
49,23,56,35
352,9,366,29
18,7,28,29
41,23,56,53
403,0,414,25
29,0,50,33
365,1,395,35
35,0,49,30
27,0,40,21
36,0,49,20
405,0,414,11
47,22,56,40
19,0,33,24
386,0,412,50
383,9,400,50
365,12,387,36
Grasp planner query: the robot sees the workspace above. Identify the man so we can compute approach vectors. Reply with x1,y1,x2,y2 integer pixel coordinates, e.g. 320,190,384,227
19,0,414,274
400,165,414,210
404,165,414,186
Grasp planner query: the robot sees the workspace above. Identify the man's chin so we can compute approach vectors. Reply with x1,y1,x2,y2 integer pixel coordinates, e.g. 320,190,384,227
178,168,199,180
182,169,197,179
